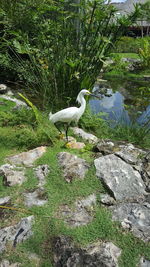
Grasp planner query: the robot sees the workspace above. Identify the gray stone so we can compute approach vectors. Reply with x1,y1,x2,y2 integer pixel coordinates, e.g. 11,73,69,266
24,189,48,207
57,152,89,182
0,164,26,186
115,143,145,165
0,196,11,205
0,95,27,109
0,216,34,253
72,127,99,144
34,164,50,188
58,194,96,227
110,203,150,242
53,236,121,267
7,147,47,167
0,260,20,267
139,257,150,267
94,154,146,202
95,140,118,155
142,152,150,192
66,141,85,150
100,193,116,205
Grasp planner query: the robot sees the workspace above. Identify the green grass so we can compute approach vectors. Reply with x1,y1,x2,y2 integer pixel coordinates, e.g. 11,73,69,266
0,98,150,266
110,52,140,59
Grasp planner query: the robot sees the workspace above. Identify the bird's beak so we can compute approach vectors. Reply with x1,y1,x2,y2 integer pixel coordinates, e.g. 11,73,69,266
90,93,100,99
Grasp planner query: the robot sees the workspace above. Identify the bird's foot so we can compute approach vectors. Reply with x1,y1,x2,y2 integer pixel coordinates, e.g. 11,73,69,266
65,142,72,148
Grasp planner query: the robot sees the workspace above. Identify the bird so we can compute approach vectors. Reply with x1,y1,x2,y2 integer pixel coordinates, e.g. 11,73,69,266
49,89,99,141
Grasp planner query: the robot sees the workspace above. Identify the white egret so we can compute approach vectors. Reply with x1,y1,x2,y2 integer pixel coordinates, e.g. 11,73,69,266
49,89,99,141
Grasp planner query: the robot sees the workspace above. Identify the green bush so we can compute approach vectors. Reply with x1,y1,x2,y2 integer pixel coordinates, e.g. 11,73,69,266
115,36,150,53
0,108,36,127
139,39,150,69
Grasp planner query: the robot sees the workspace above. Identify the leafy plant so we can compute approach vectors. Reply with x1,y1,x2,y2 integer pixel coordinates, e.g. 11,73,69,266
139,39,150,68
0,0,140,108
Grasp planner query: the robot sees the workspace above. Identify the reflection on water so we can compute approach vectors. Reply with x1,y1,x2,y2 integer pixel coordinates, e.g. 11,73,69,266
89,79,150,127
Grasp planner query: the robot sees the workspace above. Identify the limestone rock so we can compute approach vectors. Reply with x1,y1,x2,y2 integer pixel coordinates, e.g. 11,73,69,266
58,194,96,227
110,203,150,242
57,152,89,182
142,152,150,192
0,95,27,109
0,260,20,267
115,143,145,165
94,140,118,155
34,164,50,188
7,147,47,167
53,236,121,267
100,193,116,205
0,216,34,253
72,127,99,144
0,196,11,205
24,189,48,207
0,164,26,186
94,154,146,202
66,141,85,150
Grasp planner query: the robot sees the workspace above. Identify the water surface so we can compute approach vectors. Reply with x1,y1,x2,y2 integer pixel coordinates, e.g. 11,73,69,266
90,79,150,127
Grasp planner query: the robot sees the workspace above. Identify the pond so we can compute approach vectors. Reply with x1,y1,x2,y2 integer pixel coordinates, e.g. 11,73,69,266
89,78,150,127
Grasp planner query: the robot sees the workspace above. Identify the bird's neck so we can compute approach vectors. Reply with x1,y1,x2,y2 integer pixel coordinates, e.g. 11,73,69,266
78,97,86,115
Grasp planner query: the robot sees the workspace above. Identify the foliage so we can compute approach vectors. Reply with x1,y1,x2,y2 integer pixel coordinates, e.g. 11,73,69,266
110,121,150,148
79,104,110,138
114,36,150,53
0,0,140,108
139,39,150,69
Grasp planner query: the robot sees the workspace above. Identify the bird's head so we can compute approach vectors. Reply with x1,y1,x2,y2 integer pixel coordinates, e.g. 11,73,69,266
80,89,91,96
76,89,99,104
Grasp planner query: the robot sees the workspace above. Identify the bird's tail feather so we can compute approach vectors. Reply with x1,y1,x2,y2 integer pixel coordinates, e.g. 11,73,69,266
49,112,53,121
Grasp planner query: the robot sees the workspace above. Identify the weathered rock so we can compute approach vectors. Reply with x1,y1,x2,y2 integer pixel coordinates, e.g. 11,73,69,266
94,140,119,155
100,193,116,205
115,143,145,165
72,127,99,144
0,216,34,253
0,84,7,94
57,152,89,182
0,260,20,267
7,147,47,167
0,95,27,109
139,257,150,267
94,154,146,202
110,203,150,242
34,164,50,188
58,194,96,227
66,141,85,150
142,152,150,192
24,189,48,207
53,236,121,267
0,196,11,205
0,164,26,186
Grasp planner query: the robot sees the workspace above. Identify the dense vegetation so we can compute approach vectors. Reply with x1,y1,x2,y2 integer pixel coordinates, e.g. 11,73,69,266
0,0,140,108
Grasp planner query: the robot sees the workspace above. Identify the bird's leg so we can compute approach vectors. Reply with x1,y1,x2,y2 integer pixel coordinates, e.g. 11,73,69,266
55,123,64,139
65,124,70,142
54,123,62,134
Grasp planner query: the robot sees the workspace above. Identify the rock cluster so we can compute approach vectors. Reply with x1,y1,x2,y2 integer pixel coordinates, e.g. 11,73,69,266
94,140,150,243
53,236,121,267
